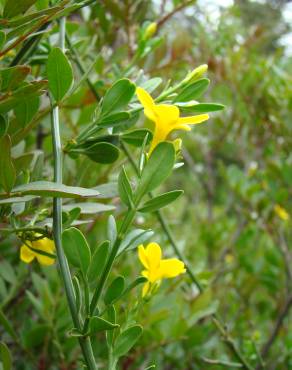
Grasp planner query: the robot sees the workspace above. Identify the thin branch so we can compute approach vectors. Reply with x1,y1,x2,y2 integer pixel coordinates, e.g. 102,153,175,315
256,294,292,369
157,0,196,29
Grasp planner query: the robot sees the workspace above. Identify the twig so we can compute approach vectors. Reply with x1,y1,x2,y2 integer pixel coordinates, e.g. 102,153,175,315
256,294,292,369
157,0,196,29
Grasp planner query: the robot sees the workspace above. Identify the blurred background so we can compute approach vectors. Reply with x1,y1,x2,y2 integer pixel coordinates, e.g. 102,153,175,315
0,0,291,369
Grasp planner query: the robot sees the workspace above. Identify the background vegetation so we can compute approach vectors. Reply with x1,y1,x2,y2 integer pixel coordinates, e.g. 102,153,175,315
0,0,291,369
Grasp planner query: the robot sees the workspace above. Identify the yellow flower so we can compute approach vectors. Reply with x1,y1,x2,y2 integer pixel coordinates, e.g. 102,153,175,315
274,204,290,221
136,87,209,153
138,242,186,297
20,238,56,266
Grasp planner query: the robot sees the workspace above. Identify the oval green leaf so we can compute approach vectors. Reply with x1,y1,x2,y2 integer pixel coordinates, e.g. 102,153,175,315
47,47,73,102
84,142,120,164
173,78,210,102
113,325,143,358
101,79,136,117
138,190,183,213
136,142,175,198
122,128,153,147
104,276,125,305
62,227,91,276
88,241,110,283
88,316,119,335
118,166,133,207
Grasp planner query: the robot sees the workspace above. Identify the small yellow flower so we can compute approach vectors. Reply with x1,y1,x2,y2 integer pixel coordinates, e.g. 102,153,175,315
138,242,186,297
20,237,56,266
136,87,209,154
274,204,290,221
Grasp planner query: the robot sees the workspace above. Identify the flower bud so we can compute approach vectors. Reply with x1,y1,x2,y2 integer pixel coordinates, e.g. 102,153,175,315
144,22,157,40
182,64,208,85
274,204,289,221
173,138,182,153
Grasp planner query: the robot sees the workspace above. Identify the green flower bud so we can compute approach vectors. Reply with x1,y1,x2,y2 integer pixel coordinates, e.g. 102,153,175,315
144,22,157,40
182,64,208,85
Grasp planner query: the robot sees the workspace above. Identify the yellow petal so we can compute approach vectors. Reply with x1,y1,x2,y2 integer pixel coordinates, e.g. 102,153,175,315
159,258,186,279
145,242,162,270
33,238,55,254
155,105,180,127
138,244,149,269
177,114,209,126
20,244,35,264
35,253,56,266
136,87,156,122
33,238,56,266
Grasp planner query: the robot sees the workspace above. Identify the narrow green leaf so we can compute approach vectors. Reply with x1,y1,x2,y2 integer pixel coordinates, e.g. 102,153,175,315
113,325,143,358
118,167,133,207
88,241,110,283
3,0,37,18
107,215,117,246
106,305,116,347
118,229,154,255
138,77,162,94
88,316,119,335
0,115,9,138
47,47,73,102
173,78,210,102
104,276,125,305
101,79,136,117
0,66,31,91
121,277,148,297
136,142,175,198
179,103,225,113
0,310,18,341
0,342,12,370
62,227,91,276
6,181,100,198
0,195,37,205
0,81,47,114
0,135,16,192
0,31,6,50
138,190,183,213
72,276,82,314
94,182,118,199
63,202,115,214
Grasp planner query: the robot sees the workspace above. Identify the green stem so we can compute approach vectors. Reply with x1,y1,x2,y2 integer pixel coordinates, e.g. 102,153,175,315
51,17,97,370
88,209,136,320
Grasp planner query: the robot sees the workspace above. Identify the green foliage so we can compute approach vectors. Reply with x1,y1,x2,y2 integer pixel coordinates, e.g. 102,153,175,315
47,47,73,102
62,227,91,276
0,1,291,370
